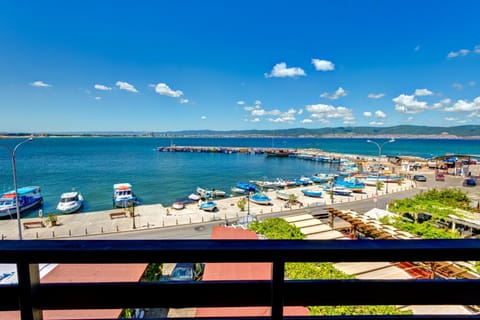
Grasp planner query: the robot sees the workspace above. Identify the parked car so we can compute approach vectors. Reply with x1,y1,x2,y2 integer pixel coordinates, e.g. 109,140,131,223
169,262,204,281
463,178,477,187
413,174,427,182
435,173,445,181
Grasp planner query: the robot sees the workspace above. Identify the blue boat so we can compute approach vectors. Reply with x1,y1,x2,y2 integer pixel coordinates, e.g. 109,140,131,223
0,186,43,218
249,192,272,205
235,182,258,192
199,200,217,211
301,188,323,198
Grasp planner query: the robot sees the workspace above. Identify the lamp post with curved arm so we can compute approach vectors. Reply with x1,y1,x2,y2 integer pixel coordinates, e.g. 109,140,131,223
0,137,34,240
366,138,395,208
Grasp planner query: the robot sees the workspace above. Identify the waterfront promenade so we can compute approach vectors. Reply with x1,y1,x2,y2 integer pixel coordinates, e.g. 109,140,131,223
0,181,416,240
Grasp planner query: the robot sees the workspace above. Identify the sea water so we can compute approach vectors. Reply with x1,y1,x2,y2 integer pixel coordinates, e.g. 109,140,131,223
0,136,479,217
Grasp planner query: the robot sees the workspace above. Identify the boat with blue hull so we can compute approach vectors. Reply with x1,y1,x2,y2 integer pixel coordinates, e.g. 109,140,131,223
0,186,43,218
199,200,217,211
301,188,323,198
249,192,272,205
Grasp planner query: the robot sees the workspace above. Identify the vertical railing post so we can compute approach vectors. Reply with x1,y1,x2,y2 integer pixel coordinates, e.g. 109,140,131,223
17,263,42,320
271,260,285,320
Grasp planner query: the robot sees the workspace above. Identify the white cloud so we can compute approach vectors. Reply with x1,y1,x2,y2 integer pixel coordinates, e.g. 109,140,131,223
375,110,386,118
154,83,183,97
414,88,433,96
297,109,303,115
320,87,347,100
393,94,429,114
264,62,306,78
406,116,413,122
255,100,262,106
305,103,355,123
116,81,138,93
444,97,480,112
369,121,384,125
431,98,451,110
94,84,112,91
445,117,457,121
311,59,335,71
469,81,476,87
252,109,267,116
301,119,313,124
94,96,101,100
249,118,260,122
363,111,372,117
367,93,385,99
475,45,480,54
180,98,189,104
447,49,470,58
452,83,463,90
30,80,51,88
237,100,245,105
200,116,207,120
244,106,255,111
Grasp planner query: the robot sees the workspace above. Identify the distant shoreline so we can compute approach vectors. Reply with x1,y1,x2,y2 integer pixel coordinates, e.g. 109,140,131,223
2,134,480,140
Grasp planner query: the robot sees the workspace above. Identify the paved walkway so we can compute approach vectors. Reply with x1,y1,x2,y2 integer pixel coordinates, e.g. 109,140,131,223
0,182,415,240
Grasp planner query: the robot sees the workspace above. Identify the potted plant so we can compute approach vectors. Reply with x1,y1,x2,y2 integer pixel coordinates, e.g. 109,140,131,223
237,198,246,211
46,213,58,227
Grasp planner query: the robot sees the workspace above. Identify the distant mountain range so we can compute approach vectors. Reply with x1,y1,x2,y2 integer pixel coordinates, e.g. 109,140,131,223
3,125,480,138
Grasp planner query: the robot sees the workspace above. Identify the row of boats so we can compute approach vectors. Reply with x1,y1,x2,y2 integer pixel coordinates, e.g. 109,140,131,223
0,182,138,218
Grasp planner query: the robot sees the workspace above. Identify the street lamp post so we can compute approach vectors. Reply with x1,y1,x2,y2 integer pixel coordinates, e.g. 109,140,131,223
0,137,34,240
366,138,395,208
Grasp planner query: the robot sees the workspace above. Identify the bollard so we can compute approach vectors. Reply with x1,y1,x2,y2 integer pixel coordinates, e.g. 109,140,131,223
69,230,71,237
116,225,119,232
189,217,192,224
52,231,55,238
202,216,204,222
101,227,104,233
147,222,149,228
36,232,39,239
176,219,178,225
162,220,164,227
85,228,88,235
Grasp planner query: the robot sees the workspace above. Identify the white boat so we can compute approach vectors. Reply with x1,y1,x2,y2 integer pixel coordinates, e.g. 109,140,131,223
199,200,217,211
197,187,226,198
188,193,201,201
276,190,295,200
231,186,248,195
56,191,84,214
249,192,272,205
310,173,337,184
113,183,138,208
0,186,43,218
172,201,185,210
323,185,353,196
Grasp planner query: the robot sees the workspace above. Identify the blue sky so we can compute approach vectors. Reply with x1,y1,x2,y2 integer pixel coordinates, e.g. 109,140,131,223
1,0,479,132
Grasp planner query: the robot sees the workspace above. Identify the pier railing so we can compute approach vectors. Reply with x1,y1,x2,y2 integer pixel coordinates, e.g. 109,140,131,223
2,239,480,319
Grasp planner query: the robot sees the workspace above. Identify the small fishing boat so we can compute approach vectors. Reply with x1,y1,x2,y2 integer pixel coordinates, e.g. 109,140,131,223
323,185,353,196
0,186,43,218
172,201,185,210
235,182,258,192
301,188,323,198
56,191,84,214
188,193,201,201
249,192,272,205
276,190,295,200
113,183,138,208
199,200,217,212
196,187,226,199
310,173,337,184
231,186,248,195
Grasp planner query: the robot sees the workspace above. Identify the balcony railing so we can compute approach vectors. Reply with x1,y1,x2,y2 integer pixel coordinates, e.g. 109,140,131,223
2,239,480,320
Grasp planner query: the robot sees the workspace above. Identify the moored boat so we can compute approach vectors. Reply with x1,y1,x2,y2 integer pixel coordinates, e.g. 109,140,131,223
301,188,323,198
0,186,43,218
276,190,295,200
323,185,353,196
172,201,185,210
196,187,226,199
249,192,272,205
188,193,201,201
56,191,84,214
113,183,138,208
199,200,217,211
